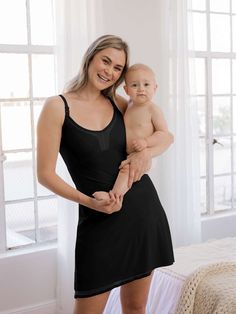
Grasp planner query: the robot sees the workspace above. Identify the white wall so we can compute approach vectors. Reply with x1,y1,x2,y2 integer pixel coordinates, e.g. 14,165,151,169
0,245,57,314
89,0,162,101
202,213,236,242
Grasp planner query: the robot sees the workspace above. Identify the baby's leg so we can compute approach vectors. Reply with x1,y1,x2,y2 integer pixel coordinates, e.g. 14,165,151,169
93,164,130,203
112,164,130,196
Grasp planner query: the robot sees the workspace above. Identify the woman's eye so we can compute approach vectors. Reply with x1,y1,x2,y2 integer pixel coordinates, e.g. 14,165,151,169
103,59,109,64
114,67,122,72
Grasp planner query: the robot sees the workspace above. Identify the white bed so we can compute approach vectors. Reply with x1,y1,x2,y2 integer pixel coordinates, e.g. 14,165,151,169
104,237,236,314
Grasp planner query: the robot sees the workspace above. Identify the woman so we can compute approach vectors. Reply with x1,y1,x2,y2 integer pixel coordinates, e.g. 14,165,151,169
37,35,174,314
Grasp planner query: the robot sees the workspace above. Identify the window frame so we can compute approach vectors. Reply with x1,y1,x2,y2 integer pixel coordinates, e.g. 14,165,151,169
189,0,236,216
0,0,57,253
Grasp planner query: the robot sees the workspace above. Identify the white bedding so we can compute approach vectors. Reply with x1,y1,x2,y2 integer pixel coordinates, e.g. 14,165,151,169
104,237,236,314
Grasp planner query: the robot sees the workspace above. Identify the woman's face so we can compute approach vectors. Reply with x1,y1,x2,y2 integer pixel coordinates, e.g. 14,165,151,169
88,48,126,91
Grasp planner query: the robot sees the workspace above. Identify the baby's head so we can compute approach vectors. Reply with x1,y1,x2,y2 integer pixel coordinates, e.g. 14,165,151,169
124,63,158,104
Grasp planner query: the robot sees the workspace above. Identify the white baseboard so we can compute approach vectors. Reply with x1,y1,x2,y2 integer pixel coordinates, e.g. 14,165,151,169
0,300,56,314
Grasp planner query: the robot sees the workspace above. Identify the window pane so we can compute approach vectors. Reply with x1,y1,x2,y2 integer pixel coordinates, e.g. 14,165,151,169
233,0,236,14
234,97,236,134
213,97,231,135
233,60,236,94
6,201,36,249
38,198,57,242
0,0,27,44
213,137,231,175
190,0,206,11
234,137,236,172
189,58,206,95
30,0,55,45
212,59,230,94
210,14,230,52
200,178,207,214
210,0,230,13
32,54,56,97
234,176,236,209
214,176,231,211
0,53,29,98
200,137,206,176
196,96,206,135
233,16,236,52
33,101,43,141
188,12,207,51
3,152,34,201
1,102,32,150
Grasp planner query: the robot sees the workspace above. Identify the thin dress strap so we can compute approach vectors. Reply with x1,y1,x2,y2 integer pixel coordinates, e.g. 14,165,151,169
59,94,70,116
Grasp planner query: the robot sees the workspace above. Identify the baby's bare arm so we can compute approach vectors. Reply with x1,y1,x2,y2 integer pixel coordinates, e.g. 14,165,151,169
146,104,174,155
131,104,173,154
132,138,148,151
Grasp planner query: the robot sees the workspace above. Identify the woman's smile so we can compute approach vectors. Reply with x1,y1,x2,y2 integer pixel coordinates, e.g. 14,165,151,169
97,73,111,83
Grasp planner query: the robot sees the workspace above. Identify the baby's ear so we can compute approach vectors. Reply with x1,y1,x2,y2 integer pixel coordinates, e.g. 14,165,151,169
155,84,158,91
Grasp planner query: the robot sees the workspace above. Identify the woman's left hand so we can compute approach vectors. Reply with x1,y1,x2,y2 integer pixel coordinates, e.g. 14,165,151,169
119,149,152,188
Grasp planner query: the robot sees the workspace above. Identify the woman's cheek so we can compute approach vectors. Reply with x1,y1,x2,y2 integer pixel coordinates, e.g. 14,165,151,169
114,71,122,82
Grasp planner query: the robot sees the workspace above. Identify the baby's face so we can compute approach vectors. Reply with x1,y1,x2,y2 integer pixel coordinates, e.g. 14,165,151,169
124,69,157,105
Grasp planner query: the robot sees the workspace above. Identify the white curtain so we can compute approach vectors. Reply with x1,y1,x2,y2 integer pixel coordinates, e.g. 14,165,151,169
54,1,90,313
156,0,202,247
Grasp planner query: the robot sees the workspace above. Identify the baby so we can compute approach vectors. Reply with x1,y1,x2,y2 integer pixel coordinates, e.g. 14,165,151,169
93,63,168,204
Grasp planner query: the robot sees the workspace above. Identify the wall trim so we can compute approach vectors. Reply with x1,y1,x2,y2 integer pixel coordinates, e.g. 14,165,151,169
0,300,56,314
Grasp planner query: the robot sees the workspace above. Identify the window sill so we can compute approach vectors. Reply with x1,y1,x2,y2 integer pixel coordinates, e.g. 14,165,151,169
201,209,236,222
0,241,57,259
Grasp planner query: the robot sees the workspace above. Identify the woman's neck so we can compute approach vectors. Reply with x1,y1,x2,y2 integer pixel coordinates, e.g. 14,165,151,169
76,84,103,102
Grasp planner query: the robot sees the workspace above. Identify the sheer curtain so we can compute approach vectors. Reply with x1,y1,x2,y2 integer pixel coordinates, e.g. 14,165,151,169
156,0,201,247
54,1,90,313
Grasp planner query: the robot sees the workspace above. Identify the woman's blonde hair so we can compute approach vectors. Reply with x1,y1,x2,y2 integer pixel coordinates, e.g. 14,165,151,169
65,34,130,99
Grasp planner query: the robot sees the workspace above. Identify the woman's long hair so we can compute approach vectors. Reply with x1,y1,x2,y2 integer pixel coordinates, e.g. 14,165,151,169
64,34,130,100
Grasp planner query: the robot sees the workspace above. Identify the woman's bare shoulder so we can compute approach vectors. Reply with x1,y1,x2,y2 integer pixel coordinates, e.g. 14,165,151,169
44,95,64,107
39,95,65,125
114,94,128,114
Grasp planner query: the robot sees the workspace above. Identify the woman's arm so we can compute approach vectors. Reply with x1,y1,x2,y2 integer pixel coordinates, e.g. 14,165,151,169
37,96,120,214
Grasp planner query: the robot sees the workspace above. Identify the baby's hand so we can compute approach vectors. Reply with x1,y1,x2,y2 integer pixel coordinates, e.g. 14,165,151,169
132,138,147,152
93,191,110,201
109,190,123,212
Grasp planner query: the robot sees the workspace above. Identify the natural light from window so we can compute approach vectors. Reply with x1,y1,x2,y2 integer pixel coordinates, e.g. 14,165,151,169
189,0,236,215
0,0,57,251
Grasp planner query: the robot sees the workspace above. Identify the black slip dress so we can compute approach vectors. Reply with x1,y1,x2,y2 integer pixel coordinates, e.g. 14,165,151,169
59,94,174,298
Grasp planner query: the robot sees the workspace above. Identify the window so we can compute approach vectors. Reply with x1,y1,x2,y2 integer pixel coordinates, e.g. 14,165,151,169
189,0,236,215
0,0,57,251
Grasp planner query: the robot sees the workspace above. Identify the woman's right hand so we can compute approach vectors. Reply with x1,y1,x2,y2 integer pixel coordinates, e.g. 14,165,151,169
89,191,123,214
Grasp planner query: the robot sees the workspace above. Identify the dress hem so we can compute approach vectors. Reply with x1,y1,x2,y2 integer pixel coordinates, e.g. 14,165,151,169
74,262,174,299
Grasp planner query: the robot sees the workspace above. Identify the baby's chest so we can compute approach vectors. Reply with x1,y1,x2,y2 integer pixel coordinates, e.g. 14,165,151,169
124,110,152,130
